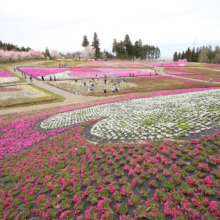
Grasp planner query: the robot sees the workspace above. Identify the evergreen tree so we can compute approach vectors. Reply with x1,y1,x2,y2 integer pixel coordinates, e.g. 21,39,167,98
123,34,133,59
207,51,215,63
178,52,181,60
91,32,100,59
112,39,117,54
115,41,125,60
181,51,185,59
155,46,161,59
214,46,220,64
82,35,89,47
195,47,200,62
134,40,144,60
191,47,196,62
173,52,178,61
185,47,192,61
44,47,50,59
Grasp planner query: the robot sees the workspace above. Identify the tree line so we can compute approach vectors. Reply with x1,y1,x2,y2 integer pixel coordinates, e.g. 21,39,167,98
173,45,220,64
82,33,160,60
112,35,160,60
0,40,31,52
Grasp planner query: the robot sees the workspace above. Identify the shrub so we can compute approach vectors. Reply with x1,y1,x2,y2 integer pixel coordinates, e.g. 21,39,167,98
163,181,175,191
61,198,72,210
48,208,59,218
140,188,150,199
115,203,128,214
113,191,122,202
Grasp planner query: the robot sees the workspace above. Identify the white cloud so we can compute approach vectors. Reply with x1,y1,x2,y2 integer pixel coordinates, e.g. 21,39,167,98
1,0,220,57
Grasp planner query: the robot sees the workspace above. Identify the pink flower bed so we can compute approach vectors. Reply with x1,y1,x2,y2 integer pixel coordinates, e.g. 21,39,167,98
19,67,69,77
69,68,100,72
148,62,190,67
0,87,219,157
69,68,154,78
166,72,195,75
20,66,155,78
0,70,14,77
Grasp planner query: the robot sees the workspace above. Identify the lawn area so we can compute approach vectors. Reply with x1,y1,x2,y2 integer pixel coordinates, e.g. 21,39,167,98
1,89,220,219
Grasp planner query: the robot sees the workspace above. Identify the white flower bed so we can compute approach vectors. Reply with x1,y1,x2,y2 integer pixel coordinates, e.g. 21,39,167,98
0,77,20,84
0,85,48,100
40,89,220,140
37,71,73,80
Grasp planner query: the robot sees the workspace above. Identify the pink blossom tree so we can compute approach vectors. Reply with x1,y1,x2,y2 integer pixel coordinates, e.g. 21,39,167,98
0,49,43,60
82,46,96,60
50,50,61,59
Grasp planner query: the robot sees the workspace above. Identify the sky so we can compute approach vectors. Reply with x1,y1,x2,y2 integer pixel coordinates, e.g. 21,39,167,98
0,0,220,58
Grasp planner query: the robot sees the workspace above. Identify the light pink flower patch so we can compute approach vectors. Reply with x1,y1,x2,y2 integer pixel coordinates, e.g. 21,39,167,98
20,67,69,77
148,62,191,67
69,68,154,78
0,70,14,77
69,68,100,72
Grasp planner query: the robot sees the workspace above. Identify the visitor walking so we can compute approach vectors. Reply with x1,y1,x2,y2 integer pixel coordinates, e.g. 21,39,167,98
50,76,52,81
111,78,113,83
54,76,56,81
104,79,107,84
30,76,33,83
42,76,44,81
24,73,27,79
97,75,99,81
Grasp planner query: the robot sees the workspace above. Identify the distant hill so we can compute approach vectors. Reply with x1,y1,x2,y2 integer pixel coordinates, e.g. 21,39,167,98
0,40,31,52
